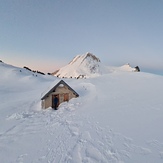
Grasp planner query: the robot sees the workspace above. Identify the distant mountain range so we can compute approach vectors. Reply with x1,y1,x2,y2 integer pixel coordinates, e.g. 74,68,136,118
52,52,139,79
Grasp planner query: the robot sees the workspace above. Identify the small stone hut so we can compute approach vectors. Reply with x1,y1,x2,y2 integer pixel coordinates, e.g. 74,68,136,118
41,80,79,109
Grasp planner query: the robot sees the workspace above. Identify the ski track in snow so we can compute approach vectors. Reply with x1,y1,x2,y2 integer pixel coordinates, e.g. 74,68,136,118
1,99,162,163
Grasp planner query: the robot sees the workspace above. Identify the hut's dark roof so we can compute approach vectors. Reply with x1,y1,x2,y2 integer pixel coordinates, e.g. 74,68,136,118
41,80,79,100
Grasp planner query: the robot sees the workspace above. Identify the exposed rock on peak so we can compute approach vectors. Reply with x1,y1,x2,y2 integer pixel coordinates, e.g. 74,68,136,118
53,53,105,79
84,52,101,62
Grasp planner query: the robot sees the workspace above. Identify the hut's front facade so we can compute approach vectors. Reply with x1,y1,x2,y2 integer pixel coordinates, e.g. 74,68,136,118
41,80,79,109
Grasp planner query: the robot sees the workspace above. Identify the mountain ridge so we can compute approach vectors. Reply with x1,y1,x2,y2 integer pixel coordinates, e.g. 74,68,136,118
53,52,138,79
1,53,140,79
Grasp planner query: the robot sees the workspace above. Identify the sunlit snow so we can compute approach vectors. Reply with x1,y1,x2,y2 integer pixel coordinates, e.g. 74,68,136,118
0,61,163,163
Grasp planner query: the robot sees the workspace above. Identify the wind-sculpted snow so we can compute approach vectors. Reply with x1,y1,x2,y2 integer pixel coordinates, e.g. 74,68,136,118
1,62,163,162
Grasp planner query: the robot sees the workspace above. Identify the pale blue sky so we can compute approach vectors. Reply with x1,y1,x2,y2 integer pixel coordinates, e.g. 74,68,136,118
0,0,163,74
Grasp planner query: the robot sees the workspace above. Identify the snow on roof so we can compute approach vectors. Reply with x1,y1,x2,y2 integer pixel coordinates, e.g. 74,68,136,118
41,80,79,100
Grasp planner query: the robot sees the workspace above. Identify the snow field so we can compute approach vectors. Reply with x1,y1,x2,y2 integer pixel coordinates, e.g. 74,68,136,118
1,62,163,162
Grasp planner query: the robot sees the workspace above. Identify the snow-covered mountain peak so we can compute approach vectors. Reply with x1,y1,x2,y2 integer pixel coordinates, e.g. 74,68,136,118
53,53,104,79
69,52,100,66
84,52,101,62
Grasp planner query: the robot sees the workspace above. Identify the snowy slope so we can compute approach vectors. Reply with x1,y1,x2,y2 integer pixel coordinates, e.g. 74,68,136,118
1,62,163,163
53,53,137,78
53,52,105,78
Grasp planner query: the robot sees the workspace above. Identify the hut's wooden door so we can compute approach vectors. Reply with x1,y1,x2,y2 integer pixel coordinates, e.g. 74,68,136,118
64,93,69,102
52,94,59,108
